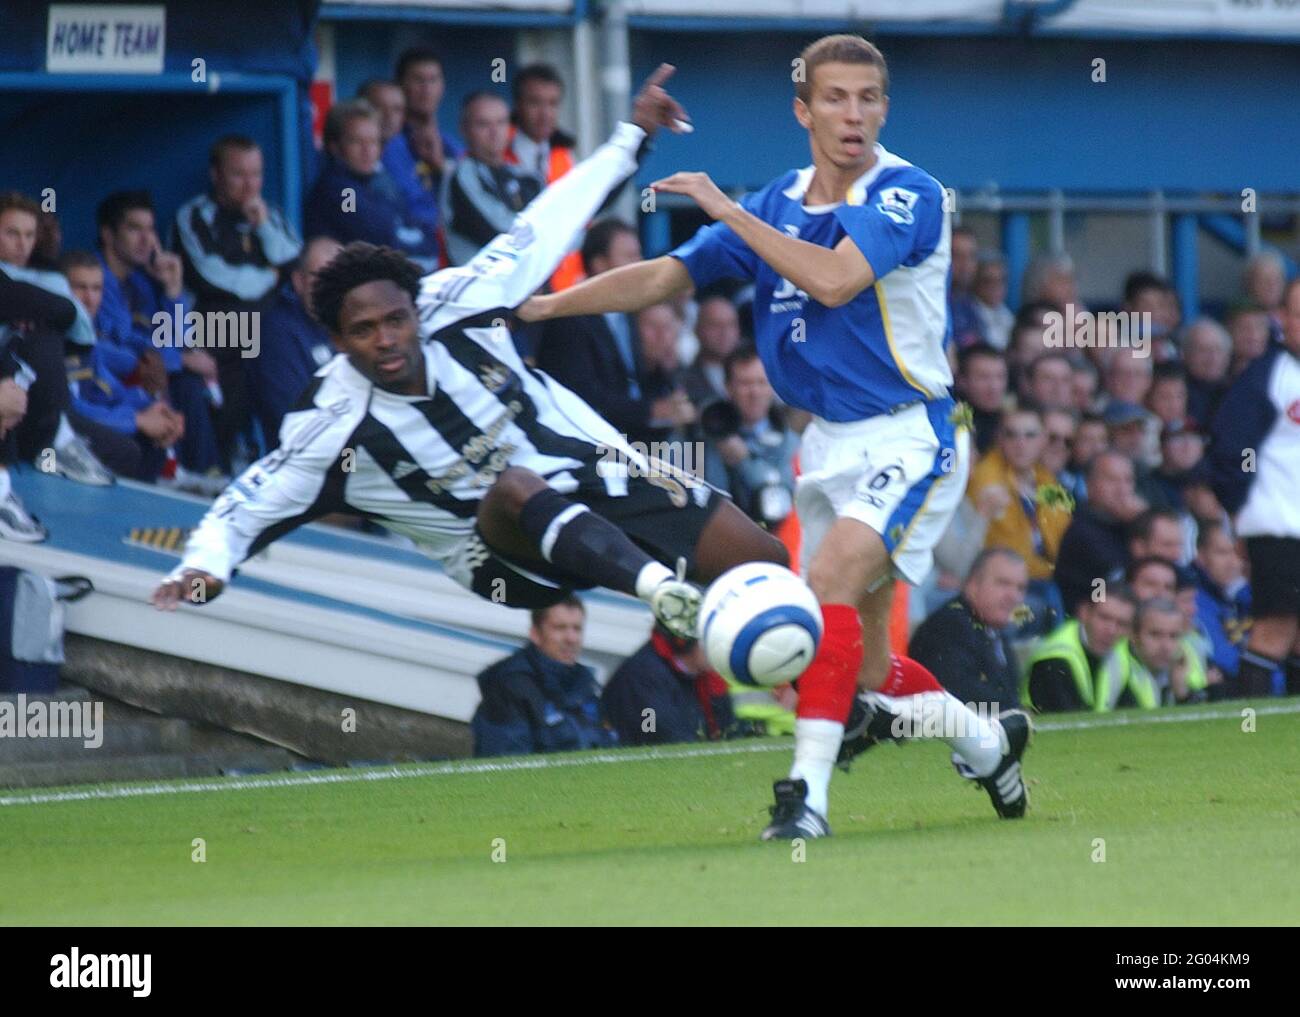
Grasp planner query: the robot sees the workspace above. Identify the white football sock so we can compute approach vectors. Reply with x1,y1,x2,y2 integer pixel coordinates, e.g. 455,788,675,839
865,690,1005,777
54,414,77,449
789,717,844,818
633,560,674,601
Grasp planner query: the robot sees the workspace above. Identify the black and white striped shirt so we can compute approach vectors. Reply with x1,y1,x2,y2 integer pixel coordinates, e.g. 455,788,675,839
175,123,649,585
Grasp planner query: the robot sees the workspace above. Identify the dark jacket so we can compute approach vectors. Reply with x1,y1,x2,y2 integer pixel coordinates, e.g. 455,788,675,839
1054,504,1129,613
1191,562,1251,680
601,634,737,746
1208,344,1283,514
471,642,617,757
247,282,334,447
305,157,439,262
908,595,1021,710
536,312,651,441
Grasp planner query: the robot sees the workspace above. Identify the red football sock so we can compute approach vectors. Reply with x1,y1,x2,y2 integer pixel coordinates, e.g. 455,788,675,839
878,653,944,697
795,604,863,723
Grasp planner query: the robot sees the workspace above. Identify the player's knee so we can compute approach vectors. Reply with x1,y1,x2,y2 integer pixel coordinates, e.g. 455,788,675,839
484,467,545,517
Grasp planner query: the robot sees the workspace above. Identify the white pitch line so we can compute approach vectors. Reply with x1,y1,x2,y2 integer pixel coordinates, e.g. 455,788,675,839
2,701,1297,808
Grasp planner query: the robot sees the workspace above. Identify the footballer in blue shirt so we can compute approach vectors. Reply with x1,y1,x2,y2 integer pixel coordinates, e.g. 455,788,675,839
522,35,1031,838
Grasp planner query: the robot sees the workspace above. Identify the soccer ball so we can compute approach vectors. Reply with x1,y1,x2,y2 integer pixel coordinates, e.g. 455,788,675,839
698,562,823,687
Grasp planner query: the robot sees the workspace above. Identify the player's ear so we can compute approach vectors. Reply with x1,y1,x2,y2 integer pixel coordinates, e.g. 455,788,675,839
793,97,811,130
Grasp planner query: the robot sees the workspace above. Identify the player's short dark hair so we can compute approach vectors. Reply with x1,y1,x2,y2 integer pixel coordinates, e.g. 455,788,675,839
513,63,565,104
1123,270,1172,305
394,46,444,84
530,594,585,630
310,242,422,333
323,98,378,150
723,343,762,382
209,134,259,170
0,190,40,221
796,34,888,104
580,217,637,274
1127,555,1177,585
58,249,100,274
95,190,154,236
1126,508,1182,547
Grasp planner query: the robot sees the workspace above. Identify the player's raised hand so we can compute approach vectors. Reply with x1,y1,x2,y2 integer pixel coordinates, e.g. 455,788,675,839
651,171,734,221
151,569,225,611
630,63,691,137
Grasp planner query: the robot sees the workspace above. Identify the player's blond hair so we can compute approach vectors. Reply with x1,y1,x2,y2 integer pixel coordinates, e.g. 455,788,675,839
795,35,889,104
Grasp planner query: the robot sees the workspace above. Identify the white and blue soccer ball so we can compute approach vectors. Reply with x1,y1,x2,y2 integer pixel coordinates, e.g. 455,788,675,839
698,562,823,687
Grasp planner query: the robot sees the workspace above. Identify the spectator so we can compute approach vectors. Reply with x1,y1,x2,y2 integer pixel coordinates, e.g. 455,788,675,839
702,345,798,529
601,624,749,745
1127,556,1176,603
471,596,617,757
1104,597,1207,707
948,225,982,348
246,236,342,446
1208,276,1300,697
441,92,542,267
173,135,302,468
1225,303,1273,377
382,48,463,235
1127,507,1186,566
1071,358,1099,413
504,63,587,291
1023,583,1137,712
1022,352,1073,410
1059,411,1107,503
1181,317,1231,425
357,79,406,146
1146,363,1188,433
1103,398,1157,469
1191,520,1256,693
1122,270,1179,361
305,99,439,267
1143,419,1206,513
1242,251,1286,341
95,190,222,486
61,251,181,481
1040,407,1077,480
536,218,677,442
955,343,1007,455
0,192,114,487
1054,450,1144,612
971,254,1012,351
680,294,740,408
1021,252,1080,312
634,301,697,446
967,407,1073,583
908,548,1028,711
1008,301,1059,384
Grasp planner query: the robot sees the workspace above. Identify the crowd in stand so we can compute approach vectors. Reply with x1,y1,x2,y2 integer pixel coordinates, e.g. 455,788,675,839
1,47,1296,756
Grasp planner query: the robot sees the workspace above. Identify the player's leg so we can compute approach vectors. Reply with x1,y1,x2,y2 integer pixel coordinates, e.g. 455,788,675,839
476,466,699,636
684,496,789,582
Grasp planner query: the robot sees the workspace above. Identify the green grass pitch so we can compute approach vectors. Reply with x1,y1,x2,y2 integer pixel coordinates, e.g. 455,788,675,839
1,702,1297,925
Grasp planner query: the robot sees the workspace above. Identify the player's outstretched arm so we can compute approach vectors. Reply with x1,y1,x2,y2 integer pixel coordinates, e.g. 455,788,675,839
151,569,225,610
651,170,877,308
517,255,693,321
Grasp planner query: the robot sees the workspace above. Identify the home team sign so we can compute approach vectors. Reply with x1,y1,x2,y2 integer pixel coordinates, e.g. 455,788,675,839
46,5,166,74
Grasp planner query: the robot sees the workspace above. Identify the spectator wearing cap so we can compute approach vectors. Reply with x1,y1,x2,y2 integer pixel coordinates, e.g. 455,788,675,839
909,548,1028,712
1054,450,1145,613
471,596,618,757
955,343,1008,456
971,254,1013,351
1182,317,1232,425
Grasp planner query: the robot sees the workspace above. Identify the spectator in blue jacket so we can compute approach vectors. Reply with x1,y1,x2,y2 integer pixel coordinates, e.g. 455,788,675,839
62,251,181,481
246,236,341,448
472,596,617,757
95,190,221,480
305,99,440,269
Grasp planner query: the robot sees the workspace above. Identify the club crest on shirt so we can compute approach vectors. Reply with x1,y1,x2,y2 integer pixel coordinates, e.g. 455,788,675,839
478,362,511,393
876,186,919,226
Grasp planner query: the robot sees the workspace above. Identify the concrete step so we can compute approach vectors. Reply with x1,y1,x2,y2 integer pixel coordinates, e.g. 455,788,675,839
0,691,191,762
0,747,303,789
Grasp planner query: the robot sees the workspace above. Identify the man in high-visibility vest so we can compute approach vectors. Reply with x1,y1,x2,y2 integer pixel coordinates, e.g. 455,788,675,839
505,64,585,292
1022,584,1137,711
1102,597,1208,708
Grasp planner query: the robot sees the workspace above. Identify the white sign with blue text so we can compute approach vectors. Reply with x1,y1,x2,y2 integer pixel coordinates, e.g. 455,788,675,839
46,5,166,74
